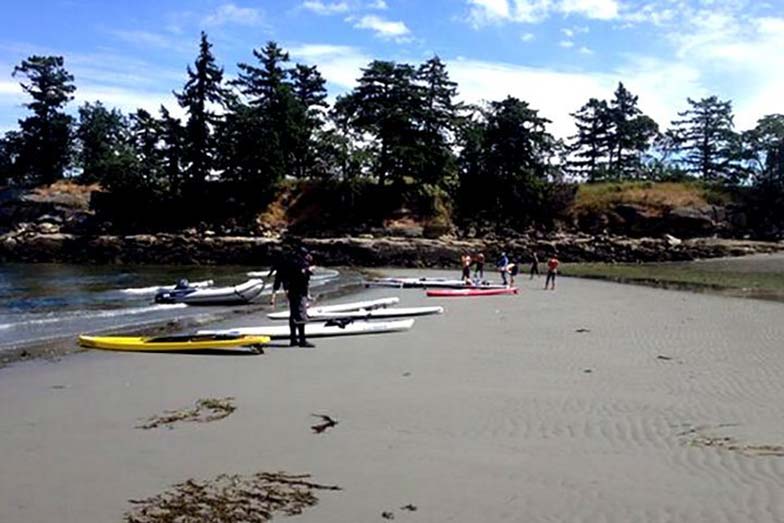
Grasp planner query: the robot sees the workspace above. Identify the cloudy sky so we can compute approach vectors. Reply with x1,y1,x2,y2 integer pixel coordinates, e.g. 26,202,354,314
1,0,783,137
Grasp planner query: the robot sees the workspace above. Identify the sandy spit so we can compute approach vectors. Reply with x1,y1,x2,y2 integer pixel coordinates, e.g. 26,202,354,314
1,271,784,522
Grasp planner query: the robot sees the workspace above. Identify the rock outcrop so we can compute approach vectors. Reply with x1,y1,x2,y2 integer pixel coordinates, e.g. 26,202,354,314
1,230,781,266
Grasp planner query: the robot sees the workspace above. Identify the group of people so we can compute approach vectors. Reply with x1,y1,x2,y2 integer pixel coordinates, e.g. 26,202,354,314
461,250,560,290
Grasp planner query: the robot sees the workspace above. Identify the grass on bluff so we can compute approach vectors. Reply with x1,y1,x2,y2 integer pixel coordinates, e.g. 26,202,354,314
571,181,732,215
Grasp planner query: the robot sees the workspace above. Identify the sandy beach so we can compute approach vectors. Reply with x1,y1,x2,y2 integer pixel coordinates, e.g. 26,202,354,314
2,272,784,522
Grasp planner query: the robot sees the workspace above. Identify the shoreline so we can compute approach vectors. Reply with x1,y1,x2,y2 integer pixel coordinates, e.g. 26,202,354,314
3,271,784,521
0,274,372,371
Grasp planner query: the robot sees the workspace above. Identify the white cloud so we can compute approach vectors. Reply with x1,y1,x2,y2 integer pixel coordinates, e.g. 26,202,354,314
521,32,536,41
352,14,411,40
368,0,388,9
578,46,593,54
302,1,351,15
289,44,372,89
559,0,619,20
559,40,574,47
467,0,618,26
201,3,264,27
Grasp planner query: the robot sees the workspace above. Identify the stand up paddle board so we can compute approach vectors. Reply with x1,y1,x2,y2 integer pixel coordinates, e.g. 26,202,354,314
267,297,400,320
198,319,415,339
268,306,443,321
426,288,518,297
78,333,270,352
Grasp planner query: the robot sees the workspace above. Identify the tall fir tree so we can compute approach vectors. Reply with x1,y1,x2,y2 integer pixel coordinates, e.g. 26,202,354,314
12,55,76,184
334,60,424,186
606,83,658,178
157,107,185,195
231,41,297,190
290,63,328,179
76,101,133,184
568,98,611,181
174,32,232,193
416,56,459,186
670,96,738,182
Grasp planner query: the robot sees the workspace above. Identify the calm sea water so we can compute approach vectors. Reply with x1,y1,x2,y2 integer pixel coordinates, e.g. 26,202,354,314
0,264,351,352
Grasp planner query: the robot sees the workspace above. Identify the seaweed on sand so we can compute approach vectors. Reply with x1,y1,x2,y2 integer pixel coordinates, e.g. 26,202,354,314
125,472,341,523
136,397,236,430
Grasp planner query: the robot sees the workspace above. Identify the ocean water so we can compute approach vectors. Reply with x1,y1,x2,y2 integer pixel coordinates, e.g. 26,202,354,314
0,264,349,352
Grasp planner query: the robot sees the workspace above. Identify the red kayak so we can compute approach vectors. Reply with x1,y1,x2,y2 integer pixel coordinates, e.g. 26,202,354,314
426,287,519,297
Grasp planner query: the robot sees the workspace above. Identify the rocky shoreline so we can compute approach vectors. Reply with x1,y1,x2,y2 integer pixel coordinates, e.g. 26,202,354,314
1,227,783,266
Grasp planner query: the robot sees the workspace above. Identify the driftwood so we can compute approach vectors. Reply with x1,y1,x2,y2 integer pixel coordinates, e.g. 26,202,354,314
310,414,339,434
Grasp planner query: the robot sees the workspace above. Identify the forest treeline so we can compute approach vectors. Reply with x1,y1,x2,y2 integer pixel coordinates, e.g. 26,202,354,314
1,33,783,233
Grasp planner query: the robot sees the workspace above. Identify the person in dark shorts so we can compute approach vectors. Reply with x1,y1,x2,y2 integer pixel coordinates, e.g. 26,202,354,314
267,252,287,307
461,254,472,284
280,247,315,347
529,251,540,279
544,254,559,290
496,252,509,286
473,252,485,281
508,258,520,286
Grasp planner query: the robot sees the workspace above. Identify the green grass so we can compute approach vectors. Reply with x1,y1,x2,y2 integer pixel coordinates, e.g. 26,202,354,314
572,181,732,215
563,260,784,301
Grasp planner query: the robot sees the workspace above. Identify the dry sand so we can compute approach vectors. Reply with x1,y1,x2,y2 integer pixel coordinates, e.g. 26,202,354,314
2,271,784,522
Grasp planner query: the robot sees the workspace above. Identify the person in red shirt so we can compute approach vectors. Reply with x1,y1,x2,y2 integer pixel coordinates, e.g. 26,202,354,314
545,254,560,290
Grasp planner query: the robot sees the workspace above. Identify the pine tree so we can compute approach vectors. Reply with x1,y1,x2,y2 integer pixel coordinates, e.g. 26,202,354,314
158,106,185,195
416,56,459,185
568,98,611,181
232,41,297,188
290,63,328,179
334,60,424,186
12,55,76,184
174,32,232,192
606,83,658,178
76,101,132,184
670,96,738,182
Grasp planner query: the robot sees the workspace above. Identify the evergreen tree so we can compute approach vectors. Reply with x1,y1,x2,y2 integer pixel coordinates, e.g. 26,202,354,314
606,83,658,178
457,97,556,226
743,114,784,183
174,32,232,192
157,106,185,195
76,101,132,184
334,60,424,186
232,41,297,189
128,109,168,192
0,131,23,183
416,56,459,185
290,63,328,179
12,55,76,184
568,98,611,181
670,96,738,182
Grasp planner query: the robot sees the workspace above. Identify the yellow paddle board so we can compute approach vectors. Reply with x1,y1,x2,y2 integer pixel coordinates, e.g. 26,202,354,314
78,333,270,352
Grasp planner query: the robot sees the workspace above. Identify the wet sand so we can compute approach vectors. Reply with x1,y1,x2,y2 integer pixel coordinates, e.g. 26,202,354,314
2,272,784,522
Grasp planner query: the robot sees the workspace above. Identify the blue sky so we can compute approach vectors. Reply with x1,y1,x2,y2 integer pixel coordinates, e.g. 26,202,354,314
1,0,783,138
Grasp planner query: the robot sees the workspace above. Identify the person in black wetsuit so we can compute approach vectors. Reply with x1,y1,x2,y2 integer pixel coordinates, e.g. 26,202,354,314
281,248,315,348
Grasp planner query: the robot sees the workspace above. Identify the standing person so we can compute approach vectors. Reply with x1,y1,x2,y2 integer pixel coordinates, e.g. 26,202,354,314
529,251,540,279
461,253,472,284
267,252,287,307
281,247,315,347
496,252,509,286
544,253,560,291
508,258,520,287
473,252,485,281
